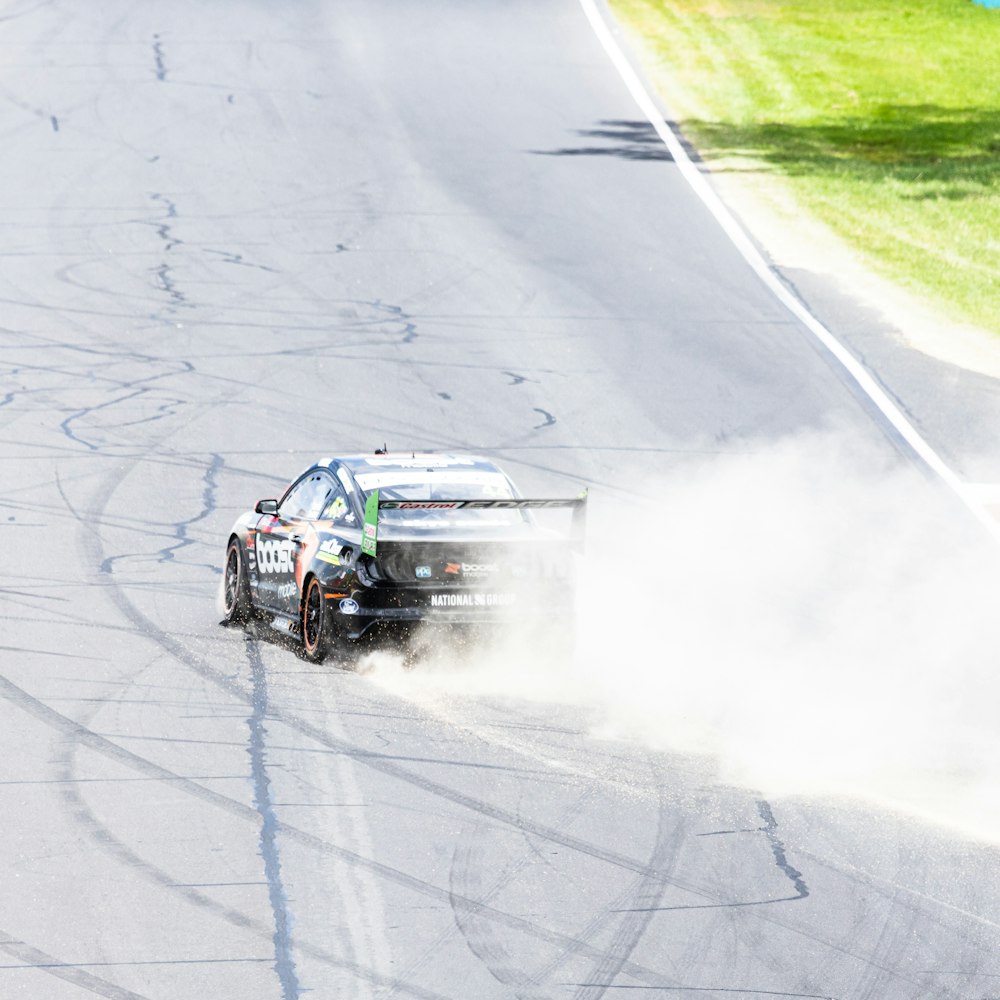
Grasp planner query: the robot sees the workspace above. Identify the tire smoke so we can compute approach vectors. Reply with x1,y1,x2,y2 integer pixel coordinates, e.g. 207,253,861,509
367,433,1000,844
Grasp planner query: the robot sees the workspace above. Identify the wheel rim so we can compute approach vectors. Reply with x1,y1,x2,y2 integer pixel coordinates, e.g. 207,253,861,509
304,581,322,650
224,546,239,613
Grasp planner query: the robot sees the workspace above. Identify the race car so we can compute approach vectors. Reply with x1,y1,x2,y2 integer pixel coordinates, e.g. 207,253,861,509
222,452,586,662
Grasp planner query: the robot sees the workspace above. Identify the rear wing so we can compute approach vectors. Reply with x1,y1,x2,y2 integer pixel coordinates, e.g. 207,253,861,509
361,489,588,558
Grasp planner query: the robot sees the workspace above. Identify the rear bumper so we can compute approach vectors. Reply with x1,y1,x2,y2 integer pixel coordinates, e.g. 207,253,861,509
331,585,573,639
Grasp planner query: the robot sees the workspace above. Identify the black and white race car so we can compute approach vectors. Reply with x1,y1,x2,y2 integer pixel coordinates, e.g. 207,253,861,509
222,452,586,662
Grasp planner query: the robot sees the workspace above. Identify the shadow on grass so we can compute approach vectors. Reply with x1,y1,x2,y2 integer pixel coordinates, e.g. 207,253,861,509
535,107,999,200
689,104,1000,200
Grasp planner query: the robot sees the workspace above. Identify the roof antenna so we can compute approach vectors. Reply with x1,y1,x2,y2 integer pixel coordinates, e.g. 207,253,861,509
375,442,387,455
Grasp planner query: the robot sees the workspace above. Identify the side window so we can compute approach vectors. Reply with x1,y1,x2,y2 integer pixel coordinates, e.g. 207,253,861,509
279,474,333,520
321,483,356,525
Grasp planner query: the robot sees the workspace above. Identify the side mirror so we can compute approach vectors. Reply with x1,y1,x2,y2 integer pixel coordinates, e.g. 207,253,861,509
255,499,278,515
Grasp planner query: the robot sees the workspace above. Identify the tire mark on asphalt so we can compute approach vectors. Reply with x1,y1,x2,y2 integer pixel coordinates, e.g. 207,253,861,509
0,936,152,1000
74,462,972,995
448,829,546,997
567,760,685,1000
43,672,460,1000
851,872,925,1000
245,636,302,999
566,987,836,997
2,659,949,998
81,494,828,915
445,790,601,998
80,498,681,885
56,352,193,452
0,0,54,23
0,671,679,991
613,804,809,913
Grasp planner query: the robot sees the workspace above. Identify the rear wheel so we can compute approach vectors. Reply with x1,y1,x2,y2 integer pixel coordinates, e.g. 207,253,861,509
223,539,252,624
301,577,328,662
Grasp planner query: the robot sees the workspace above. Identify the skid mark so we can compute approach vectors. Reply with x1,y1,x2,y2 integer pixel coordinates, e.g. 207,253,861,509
445,792,599,997
570,767,685,1000
43,680,451,1000
0,936,152,999
0,671,677,990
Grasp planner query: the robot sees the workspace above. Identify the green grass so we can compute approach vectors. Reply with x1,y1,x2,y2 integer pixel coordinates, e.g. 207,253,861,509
608,0,1000,334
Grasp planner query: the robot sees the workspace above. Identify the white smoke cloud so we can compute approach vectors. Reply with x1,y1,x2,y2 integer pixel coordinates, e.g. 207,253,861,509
365,431,1000,844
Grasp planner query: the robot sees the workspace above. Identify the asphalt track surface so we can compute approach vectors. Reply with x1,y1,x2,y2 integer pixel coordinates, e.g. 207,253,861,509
2,2,999,999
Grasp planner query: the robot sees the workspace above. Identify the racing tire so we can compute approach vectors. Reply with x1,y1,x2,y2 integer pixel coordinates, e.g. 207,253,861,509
223,538,252,624
301,577,329,662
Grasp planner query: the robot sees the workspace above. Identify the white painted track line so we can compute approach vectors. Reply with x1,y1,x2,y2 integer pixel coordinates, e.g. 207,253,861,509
579,0,1000,543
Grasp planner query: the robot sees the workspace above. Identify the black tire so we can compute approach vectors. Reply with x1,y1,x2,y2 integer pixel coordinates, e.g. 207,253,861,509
223,538,252,624
301,576,329,662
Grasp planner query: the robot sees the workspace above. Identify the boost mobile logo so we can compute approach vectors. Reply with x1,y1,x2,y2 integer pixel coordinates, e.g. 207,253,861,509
445,562,498,575
256,537,297,574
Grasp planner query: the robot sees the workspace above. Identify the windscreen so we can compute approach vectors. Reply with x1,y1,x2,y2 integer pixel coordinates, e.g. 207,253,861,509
354,470,527,526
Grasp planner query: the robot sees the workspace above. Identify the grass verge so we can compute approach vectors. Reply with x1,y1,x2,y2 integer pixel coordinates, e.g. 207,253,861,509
607,0,1000,335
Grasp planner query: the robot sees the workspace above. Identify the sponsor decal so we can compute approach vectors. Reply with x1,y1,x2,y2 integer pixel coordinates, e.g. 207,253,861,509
389,501,463,510
430,593,515,608
339,598,360,615
362,490,379,557
415,565,432,578
255,537,298,574
444,562,498,577
463,562,497,576
316,539,342,566
277,582,297,599
378,498,582,510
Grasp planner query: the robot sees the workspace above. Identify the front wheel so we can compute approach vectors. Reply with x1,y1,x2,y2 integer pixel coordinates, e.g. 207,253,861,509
223,539,252,624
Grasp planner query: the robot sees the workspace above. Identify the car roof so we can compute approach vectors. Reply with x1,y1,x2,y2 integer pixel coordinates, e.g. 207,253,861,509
330,453,504,476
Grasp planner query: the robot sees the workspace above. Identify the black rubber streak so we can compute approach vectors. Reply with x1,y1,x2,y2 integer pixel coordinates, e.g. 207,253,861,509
0,936,153,1000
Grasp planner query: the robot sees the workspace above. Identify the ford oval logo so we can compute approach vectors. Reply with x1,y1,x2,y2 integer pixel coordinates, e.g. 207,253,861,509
339,598,360,615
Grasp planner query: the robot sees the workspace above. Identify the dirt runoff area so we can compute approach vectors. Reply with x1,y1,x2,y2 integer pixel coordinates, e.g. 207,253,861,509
708,165,1000,381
